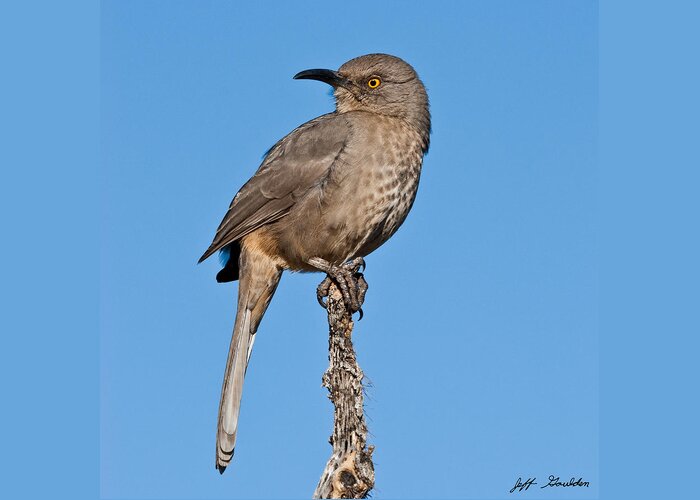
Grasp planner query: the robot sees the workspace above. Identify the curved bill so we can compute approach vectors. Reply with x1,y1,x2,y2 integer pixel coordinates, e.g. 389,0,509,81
293,68,352,91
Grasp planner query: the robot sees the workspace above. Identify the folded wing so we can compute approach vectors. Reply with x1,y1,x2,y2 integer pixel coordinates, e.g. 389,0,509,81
199,113,349,263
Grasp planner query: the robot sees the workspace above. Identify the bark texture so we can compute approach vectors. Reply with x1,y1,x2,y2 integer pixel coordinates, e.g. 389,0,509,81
313,283,375,499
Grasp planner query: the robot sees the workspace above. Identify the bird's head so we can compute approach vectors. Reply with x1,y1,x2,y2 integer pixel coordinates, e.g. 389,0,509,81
294,53,430,143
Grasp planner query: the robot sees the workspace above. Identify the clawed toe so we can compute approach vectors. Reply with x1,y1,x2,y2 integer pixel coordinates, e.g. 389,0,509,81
347,256,366,274
316,276,332,309
308,257,369,317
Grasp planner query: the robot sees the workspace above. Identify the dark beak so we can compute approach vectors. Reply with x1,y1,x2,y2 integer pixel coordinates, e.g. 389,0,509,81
293,68,352,90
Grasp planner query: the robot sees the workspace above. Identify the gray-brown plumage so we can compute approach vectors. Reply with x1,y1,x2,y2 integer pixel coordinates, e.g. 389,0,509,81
198,53,431,473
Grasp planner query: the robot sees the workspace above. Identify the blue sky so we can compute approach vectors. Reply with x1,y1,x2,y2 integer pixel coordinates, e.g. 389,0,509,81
101,1,597,498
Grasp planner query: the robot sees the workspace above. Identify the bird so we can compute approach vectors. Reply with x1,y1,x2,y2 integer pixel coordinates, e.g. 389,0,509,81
198,53,431,474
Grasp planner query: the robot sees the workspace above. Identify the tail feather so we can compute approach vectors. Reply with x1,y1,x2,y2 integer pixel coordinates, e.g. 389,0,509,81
216,308,252,473
215,241,282,473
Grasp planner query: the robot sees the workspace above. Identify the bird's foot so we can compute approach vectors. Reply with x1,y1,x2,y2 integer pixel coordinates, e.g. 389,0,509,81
309,257,368,319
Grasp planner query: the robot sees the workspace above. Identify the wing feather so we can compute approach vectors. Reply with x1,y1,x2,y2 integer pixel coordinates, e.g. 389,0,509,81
199,113,349,263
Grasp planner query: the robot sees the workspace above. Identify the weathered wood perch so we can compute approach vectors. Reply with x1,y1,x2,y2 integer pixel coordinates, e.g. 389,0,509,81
313,281,375,499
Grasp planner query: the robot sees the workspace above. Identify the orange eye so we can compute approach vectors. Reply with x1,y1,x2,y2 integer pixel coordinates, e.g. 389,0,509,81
367,77,381,89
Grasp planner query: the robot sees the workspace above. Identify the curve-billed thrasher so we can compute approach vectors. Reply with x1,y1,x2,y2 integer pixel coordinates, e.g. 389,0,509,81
199,53,431,473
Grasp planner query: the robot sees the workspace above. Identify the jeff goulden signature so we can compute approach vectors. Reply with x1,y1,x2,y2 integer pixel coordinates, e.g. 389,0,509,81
510,476,590,493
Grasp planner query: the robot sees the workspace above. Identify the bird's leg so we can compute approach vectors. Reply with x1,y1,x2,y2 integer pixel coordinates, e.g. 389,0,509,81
310,257,359,310
308,257,368,318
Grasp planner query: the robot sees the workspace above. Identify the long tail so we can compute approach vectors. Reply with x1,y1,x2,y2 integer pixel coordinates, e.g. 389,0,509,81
216,242,282,473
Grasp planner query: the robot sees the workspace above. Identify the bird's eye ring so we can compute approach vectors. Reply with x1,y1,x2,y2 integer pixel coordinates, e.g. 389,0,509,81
367,77,381,89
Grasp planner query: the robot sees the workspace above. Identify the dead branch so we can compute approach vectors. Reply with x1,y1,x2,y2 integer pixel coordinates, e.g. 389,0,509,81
313,282,375,499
